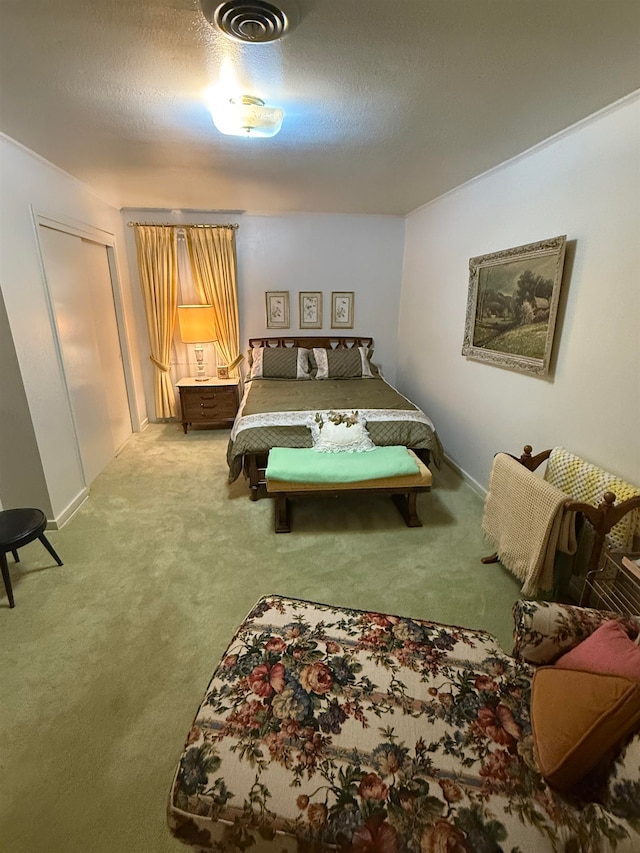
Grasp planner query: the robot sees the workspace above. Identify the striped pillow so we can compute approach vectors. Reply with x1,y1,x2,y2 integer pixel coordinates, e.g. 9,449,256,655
311,347,378,379
249,347,311,380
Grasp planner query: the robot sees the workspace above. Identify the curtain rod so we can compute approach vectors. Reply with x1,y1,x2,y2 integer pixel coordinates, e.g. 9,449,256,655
127,222,239,229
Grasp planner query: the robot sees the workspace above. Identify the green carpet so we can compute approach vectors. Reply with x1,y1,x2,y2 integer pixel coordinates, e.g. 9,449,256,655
0,424,521,852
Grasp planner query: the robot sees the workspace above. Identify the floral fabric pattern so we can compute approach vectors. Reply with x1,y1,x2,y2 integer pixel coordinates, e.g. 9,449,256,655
169,596,640,852
512,599,640,665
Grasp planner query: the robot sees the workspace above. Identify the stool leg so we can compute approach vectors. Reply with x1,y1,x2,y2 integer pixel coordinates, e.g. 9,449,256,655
39,534,63,566
1,551,15,608
12,549,20,562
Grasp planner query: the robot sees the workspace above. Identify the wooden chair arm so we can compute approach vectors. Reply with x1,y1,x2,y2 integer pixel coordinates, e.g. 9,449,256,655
566,492,640,577
514,444,552,472
565,493,640,539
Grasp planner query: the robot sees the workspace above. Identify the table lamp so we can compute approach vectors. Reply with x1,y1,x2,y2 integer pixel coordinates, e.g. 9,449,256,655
177,304,217,381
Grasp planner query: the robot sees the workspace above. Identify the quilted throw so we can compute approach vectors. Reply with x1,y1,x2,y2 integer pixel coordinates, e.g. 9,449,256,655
266,446,419,483
544,447,640,551
482,453,577,596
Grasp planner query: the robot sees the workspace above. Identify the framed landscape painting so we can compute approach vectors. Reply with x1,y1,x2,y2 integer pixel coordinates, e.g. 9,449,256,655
299,291,322,329
265,291,290,329
461,235,567,376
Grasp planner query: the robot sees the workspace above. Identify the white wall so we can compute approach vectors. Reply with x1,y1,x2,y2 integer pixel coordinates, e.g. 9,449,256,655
0,287,51,513
0,135,146,524
122,211,405,418
398,93,640,493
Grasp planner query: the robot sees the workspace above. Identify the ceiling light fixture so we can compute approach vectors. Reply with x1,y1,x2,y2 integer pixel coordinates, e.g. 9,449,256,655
209,95,284,137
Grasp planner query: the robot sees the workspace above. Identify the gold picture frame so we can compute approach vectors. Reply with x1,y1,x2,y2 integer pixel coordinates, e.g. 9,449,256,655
265,291,290,329
331,291,354,329
461,235,567,377
299,291,322,329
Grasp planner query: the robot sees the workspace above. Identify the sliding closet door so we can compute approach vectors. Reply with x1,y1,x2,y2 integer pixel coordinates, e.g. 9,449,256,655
81,239,131,451
38,225,131,485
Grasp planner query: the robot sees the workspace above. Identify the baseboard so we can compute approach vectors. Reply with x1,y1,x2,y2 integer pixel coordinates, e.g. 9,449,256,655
444,454,487,500
47,488,88,530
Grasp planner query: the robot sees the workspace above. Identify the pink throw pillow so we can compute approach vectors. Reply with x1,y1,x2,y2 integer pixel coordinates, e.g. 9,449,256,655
555,620,640,680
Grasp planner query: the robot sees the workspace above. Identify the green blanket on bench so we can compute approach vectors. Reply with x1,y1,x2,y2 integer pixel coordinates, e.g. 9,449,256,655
266,446,420,484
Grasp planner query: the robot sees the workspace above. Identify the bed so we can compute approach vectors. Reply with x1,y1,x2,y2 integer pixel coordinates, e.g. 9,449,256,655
227,336,444,500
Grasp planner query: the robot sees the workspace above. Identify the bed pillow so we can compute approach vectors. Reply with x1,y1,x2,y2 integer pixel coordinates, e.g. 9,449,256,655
248,347,311,380
309,411,375,453
531,666,640,790
311,347,378,379
554,620,640,680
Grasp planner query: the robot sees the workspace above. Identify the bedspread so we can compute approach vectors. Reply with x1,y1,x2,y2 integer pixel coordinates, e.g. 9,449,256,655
226,377,444,482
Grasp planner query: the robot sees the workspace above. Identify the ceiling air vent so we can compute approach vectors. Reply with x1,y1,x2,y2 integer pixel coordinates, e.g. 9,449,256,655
201,1,298,43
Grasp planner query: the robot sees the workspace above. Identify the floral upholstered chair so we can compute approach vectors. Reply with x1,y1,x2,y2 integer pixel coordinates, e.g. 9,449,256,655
168,595,640,852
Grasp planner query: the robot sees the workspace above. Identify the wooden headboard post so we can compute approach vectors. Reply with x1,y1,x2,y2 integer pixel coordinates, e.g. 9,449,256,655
248,336,373,350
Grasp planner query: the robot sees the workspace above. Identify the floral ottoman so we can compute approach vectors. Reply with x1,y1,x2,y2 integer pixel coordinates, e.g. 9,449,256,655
168,596,640,852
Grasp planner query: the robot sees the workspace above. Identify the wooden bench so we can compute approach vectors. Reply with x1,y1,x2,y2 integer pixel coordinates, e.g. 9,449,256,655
266,449,432,532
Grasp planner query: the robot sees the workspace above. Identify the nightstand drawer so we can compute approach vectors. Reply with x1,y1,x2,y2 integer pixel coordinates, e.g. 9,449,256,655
200,400,238,415
187,403,237,420
186,387,233,402
182,396,237,415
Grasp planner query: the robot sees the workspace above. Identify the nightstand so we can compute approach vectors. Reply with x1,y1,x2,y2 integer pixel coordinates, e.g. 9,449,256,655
176,377,240,433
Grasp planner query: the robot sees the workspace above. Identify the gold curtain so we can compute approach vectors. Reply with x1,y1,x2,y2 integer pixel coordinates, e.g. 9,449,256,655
133,225,178,418
186,227,241,375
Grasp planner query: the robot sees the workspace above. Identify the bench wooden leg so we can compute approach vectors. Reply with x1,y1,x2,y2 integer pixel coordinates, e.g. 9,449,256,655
392,492,422,527
274,495,291,533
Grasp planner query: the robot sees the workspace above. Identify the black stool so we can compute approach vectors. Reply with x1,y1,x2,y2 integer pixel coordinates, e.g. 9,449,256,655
0,508,63,608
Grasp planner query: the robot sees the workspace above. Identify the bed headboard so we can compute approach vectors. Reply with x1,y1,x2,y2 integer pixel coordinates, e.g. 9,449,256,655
248,336,373,350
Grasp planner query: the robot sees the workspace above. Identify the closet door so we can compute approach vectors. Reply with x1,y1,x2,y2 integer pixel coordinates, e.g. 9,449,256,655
81,239,131,451
38,225,131,485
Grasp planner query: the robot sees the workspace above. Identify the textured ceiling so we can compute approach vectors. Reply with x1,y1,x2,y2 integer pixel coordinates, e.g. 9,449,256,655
1,0,639,215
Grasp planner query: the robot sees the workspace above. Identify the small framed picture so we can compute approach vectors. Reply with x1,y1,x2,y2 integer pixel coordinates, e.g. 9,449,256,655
299,291,322,329
265,291,290,329
216,364,229,379
331,291,354,329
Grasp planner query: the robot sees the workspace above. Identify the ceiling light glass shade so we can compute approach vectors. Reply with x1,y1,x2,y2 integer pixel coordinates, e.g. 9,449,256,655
210,95,284,137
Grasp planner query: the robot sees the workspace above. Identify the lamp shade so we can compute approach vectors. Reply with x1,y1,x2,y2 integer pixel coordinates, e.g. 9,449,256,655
177,305,217,343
